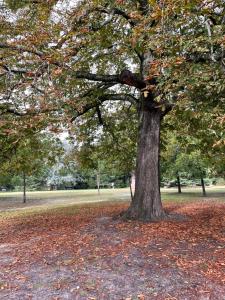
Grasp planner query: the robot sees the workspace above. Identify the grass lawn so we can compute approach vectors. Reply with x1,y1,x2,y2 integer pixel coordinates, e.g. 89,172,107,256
0,187,224,299
0,185,224,216
162,185,225,202
0,188,130,215
0,186,225,205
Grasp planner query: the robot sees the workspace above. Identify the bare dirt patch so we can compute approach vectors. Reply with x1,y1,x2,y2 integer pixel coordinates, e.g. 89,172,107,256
0,202,224,299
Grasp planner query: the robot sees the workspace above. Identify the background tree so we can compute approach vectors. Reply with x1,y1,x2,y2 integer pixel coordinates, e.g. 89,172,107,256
175,151,209,196
161,135,183,193
0,173,14,191
0,0,224,220
166,109,225,190
0,133,63,202
67,103,137,194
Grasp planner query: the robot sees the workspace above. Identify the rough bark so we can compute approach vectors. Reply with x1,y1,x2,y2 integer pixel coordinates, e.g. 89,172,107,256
177,175,182,193
128,174,134,201
201,178,206,196
124,105,165,221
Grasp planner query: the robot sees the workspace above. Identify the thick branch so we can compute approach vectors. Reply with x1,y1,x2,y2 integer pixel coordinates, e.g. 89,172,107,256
0,104,58,117
1,42,147,89
1,44,147,90
3,67,146,90
75,69,146,89
75,71,119,83
99,93,138,104
71,93,137,122
113,7,136,26
96,7,136,26
1,64,30,74
82,83,117,97
0,107,24,116
0,42,43,57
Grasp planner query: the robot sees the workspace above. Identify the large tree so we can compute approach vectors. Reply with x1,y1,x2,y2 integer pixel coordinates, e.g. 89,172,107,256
0,0,225,220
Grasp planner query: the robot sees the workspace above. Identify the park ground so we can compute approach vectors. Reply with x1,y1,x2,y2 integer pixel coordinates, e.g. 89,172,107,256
0,187,224,300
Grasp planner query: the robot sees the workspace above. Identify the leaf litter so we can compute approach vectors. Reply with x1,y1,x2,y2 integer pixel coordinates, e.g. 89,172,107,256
0,201,224,299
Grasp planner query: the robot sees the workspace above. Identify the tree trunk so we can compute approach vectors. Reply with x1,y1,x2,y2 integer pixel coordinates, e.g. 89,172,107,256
23,172,26,203
177,175,182,193
201,178,206,196
119,42,172,220
96,172,100,194
128,173,134,201
124,107,165,221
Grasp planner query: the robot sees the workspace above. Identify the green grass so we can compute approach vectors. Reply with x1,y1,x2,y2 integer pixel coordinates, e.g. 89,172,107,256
0,186,224,220
0,188,128,199
0,188,130,219
0,200,126,220
161,186,225,203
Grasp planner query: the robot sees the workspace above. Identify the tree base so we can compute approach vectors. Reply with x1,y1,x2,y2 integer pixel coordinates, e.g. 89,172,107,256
119,208,189,222
120,207,167,222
